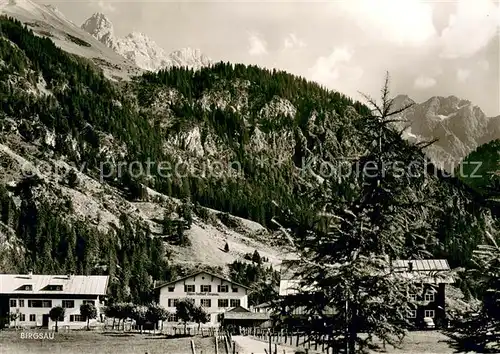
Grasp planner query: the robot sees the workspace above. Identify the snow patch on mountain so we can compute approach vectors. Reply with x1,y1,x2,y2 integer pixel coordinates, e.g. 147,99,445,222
81,12,213,72
1,0,142,80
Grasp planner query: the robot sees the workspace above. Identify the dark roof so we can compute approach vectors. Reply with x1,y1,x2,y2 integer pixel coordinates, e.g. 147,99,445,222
223,312,270,321
154,271,251,290
227,306,251,313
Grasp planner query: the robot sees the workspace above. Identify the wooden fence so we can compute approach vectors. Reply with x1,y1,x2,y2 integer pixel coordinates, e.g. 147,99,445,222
252,329,340,354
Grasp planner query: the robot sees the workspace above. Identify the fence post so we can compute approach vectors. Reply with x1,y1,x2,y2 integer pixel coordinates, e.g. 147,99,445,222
274,343,277,354
268,334,271,354
233,341,236,354
296,332,299,347
190,339,196,354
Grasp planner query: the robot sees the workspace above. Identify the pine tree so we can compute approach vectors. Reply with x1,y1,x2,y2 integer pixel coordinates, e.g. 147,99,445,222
252,250,262,264
274,73,444,353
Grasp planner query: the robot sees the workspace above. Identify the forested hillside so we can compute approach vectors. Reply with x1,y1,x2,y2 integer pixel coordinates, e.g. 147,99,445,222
0,17,498,304
458,139,500,200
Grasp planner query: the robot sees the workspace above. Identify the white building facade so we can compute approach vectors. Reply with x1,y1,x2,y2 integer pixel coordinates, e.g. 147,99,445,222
0,274,109,329
156,271,250,324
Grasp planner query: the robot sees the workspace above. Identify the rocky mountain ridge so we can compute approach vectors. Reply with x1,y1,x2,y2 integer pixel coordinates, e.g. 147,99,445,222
393,94,500,172
81,12,213,72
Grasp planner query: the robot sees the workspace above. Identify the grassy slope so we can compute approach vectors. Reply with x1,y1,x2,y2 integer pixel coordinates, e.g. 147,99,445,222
0,330,216,354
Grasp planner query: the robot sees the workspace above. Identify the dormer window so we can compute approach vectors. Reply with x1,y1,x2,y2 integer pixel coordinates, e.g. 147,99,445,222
16,285,33,291
43,285,63,291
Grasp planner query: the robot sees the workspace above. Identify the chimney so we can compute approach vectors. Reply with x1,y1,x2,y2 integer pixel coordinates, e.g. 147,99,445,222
27,270,33,278
408,261,413,272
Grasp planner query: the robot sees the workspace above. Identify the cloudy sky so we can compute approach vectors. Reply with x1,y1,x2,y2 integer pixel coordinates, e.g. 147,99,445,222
39,0,500,116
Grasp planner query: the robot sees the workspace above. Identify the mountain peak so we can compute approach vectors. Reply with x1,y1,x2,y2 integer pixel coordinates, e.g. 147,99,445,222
168,47,212,69
81,13,213,72
81,12,115,47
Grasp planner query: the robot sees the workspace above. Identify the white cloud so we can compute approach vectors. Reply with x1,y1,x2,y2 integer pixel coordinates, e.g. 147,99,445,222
456,69,471,83
414,76,437,89
478,60,490,70
248,32,267,56
440,0,500,58
309,47,364,87
335,0,437,46
88,0,116,13
283,33,306,50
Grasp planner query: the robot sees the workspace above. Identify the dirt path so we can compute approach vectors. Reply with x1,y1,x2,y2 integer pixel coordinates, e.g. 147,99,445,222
232,335,317,354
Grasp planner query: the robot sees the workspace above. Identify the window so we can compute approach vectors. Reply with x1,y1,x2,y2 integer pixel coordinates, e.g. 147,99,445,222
184,285,195,292
200,299,211,308
28,300,52,308
168,299,179,307
167,286,175,292
424,292,435,302
232,287,238,293
218,299,229,308
230,299,240,308
408,294,417,301
83,300,95,306
218,285,228,293
70,315,85,322
44,285,63,291
168,314,178,322
424,310,435,318
29,314,36,322
19,314,25,322
10,300,16,308
62,300,75,308
407,310,416,318
19,300,24,307
200,285,211,292
17,285,33,291
186,298,195,305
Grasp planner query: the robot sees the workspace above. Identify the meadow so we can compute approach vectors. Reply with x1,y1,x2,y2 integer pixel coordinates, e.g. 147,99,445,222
0,329,216,354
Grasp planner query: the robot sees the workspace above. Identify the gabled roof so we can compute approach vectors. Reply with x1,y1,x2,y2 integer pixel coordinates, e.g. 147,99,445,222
227,306,251,313
0,274,109,295
392,259,450,271
154,271,251,290
392,259,454,284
